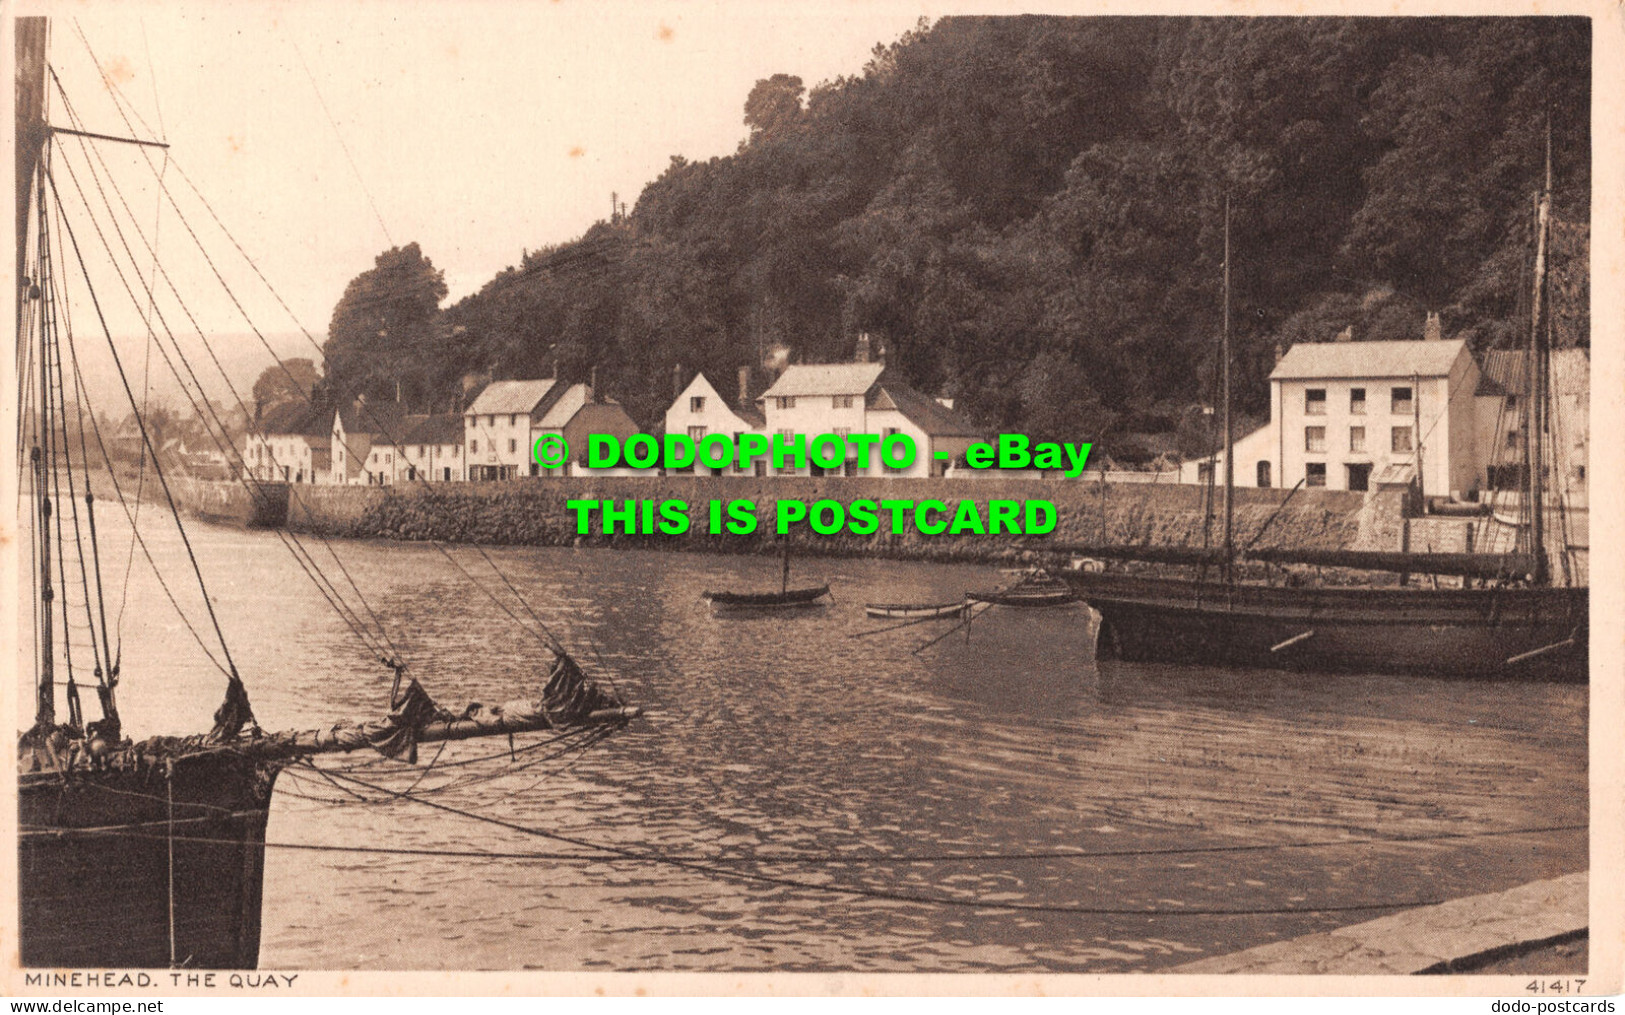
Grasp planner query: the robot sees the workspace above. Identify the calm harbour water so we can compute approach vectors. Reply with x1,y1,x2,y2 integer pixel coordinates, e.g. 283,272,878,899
24,512,1588,972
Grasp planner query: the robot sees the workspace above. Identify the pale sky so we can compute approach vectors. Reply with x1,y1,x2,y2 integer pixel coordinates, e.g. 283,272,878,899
23,0,941,345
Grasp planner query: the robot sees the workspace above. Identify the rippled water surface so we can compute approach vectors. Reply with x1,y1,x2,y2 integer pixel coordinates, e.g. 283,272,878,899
24,515,1588,971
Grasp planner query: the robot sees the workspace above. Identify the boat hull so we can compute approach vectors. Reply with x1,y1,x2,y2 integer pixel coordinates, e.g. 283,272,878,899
864,601,969,620
1068,572,1587,682
19,750,285,969
704,585,831,610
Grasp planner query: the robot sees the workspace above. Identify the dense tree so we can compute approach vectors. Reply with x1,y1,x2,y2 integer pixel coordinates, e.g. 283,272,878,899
251,358,320,418
323,243,448,408
357,17,1588,441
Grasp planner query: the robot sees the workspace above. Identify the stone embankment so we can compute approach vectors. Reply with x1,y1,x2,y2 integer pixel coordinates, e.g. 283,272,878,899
283,475,1372,564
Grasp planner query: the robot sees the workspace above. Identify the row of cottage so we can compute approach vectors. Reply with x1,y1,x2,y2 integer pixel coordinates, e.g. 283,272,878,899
245,329,1588,504
242,358,981,487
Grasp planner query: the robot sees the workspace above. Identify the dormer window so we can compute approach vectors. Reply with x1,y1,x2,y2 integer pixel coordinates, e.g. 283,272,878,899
690,396,705,412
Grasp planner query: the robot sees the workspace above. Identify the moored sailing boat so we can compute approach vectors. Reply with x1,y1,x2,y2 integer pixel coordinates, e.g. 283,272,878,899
1062,185,1587,683
15,17,638,968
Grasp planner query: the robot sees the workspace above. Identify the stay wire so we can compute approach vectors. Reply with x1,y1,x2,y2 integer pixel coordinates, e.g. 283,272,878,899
49,145,390,669
48,73,401,669
45,162,241,682
76,24,605,672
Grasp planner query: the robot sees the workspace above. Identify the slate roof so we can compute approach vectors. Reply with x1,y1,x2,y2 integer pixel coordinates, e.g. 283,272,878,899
760,362,885,399
870,382,981,438
337,399,416,440
403,413,465,446
465,378,562,416
1269,339,1467,380
255,402,329,440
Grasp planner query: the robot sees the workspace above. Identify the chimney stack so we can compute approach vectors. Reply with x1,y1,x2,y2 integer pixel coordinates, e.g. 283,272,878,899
738,365,752,408
1335,326,1354,343
1273,343,1285,365
1424,311,1442,342
854,332,871,364
673,362,683,400
589,366,598,401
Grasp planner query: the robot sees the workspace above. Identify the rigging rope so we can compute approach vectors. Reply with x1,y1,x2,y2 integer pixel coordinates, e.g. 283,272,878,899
45,161,242,683
48,74,406,669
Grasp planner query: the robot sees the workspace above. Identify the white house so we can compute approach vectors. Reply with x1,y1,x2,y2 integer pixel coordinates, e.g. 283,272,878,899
464,378,643,480
464,380,559,482
664,371,767,476
1181,333,1481,497
332,400,417,486
242,403,329,485
757,361,981,478
395,413,465,483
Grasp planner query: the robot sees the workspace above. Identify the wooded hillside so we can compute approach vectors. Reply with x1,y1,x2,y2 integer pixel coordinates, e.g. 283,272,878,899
324,16,1589,461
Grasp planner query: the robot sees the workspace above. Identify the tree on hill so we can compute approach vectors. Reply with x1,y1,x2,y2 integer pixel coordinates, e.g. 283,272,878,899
251,357,320,419
323,243,448,409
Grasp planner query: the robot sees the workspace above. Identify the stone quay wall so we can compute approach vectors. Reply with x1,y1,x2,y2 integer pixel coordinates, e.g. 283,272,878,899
284,475,1371,564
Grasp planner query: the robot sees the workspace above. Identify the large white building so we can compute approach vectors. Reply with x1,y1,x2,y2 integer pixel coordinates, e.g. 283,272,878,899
1182,336,1480,497
755,361,981,478
1179,334,1590,504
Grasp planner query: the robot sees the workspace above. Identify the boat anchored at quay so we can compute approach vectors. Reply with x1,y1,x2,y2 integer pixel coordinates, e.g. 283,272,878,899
1060,185,1586,683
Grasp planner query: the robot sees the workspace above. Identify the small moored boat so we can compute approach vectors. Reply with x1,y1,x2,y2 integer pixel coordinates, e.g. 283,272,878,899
703,585,832,610
864,599,970,620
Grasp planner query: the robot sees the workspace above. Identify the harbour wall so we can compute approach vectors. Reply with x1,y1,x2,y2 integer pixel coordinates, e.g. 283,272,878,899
283,476,1373,563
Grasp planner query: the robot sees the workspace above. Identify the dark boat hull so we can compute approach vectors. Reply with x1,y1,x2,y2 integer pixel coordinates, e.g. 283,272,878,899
968,588,1079,608
1067,572,1587,682
19,750,285,969
704,584,831,610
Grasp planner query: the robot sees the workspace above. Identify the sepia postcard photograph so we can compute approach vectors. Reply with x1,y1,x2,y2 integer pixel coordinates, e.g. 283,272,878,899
4,0,1620,1000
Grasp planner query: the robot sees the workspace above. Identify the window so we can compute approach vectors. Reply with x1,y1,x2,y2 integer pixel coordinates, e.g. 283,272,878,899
1349,426,1366,453
775,396,797,410
1346,463,1372,492
1391,426,1414,453
1305,463,1326,487
1349,388,1366,414
1256,460,1271,488
883,426,900,440
1305,389,1326,415
385,453,392,464
1506,394,1517,410
487,415,496,428
470,439,479,454
688,425,706,441
833,426,851,438
1506,429,1520,449
416,446,424,459
510,414,518,427
1305,426,1326,453
1391,387,1413,415
833,395,854,409
690,396,705,412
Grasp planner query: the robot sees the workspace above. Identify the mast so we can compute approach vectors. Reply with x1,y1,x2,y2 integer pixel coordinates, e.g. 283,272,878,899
19,19,54,727
1220,194,1234,584
1527,130,1552,586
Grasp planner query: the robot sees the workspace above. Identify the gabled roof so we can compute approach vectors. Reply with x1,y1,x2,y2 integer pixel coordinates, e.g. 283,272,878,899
760,362,885,399
465,378,562,416
404,413,465,446
255,402,329,439
1269,339,1467,381
337,400,416,440
870,382,981,438
537,384,594,428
